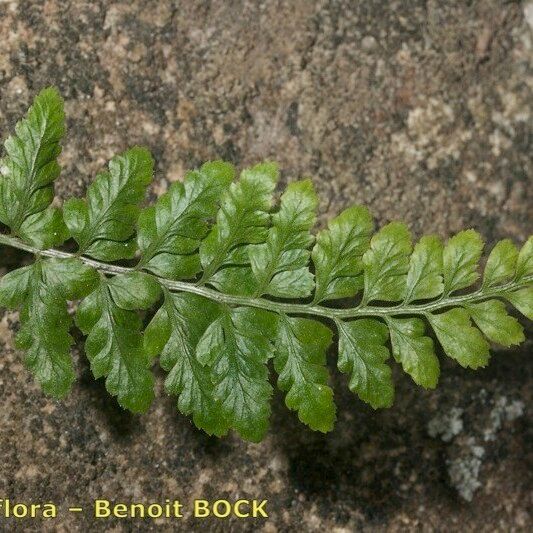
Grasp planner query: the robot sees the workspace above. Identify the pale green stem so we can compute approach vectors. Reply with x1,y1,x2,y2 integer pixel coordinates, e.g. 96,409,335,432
0,233,530,321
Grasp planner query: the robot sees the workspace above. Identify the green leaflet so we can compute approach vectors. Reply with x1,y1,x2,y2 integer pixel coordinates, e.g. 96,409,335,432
17,207,68,250
250,179,317,298
443,230,484,294
274,315,335,432
137,161,234,279
199,162,279,295
0,265,33,308
336,318,394,409
428,309,490,369
17,271,74,398
483,239,518,288
36,258,100,299
388,317,439,389
196,306,277,441
405,235,443,302
144,291,229,437
64,147,153,260
76,273,161,412
505,288,533,320
107,272,161,310
0,87,67,248
466,300,524,347
515,236,533,281
363,222,412,303
0,258,97,397
312,206,373,302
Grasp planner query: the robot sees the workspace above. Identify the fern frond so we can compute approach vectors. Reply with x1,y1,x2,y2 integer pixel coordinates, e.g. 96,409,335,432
1,88,532,442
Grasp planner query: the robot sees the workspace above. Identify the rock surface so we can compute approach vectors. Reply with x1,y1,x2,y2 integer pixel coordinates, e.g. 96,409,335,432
0,1,531,531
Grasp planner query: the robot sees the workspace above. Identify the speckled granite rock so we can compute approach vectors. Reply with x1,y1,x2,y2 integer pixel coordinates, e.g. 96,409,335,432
0,1,531,531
